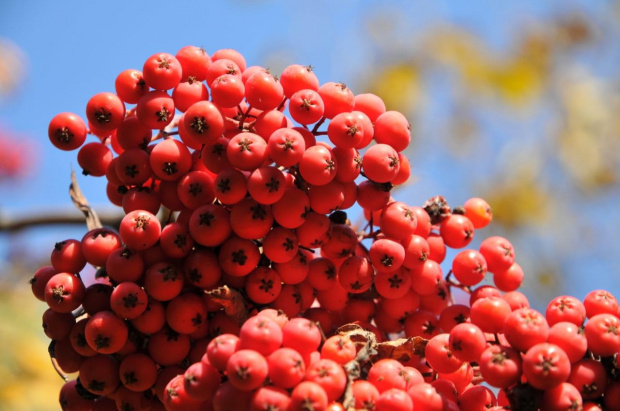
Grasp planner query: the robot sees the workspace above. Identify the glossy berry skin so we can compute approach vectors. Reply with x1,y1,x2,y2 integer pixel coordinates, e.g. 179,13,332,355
42,309,75,340
375,388,413,411
583,313,620,356
568,358,606,400
211,73,245,108
183,100,225,142
541,382,584,411
115,69,148,104
378,202,417,241
282,317,322,354
459,385,496,411
226,349,269,392
105,247,144,283
354,92,386,122
583,289,619,318
368,238,405,274
440,214,474,249
267,128,306,168
362,143,400,183
463,197,493,229
119,210,161,251
143,263,184,302
478,344,522,388
470,296,512,334
327,112,366,149
239,315,283,357
407,383,444,411
84,311,128,355
81,228,122,267
48,112,87,151
522,342,571,390
318,82,355,119
247,166,286,205
299,145,338,186
119,352,158,393
150,138,192,181
374,268,412,300
502,308,549,353
479,236,515,273
227,132,268,171
451,249,487,286
305,358,347,403
31,265,58,302
136,90,175,129
50,239,87,274
448,322,486,362
425,333,463,374
44,272,85,313
86,92,126,132
78,142,113,177
176,45,210,81
78,354,120,396
546,295,587,326
173,78,208,112
366,358,408,393
373,110,411,152
280,64,319,98
110,281,148,320
547,321,588,363
289,89,325,125
142,52,183,90
245,70,284,110
493,262,524,292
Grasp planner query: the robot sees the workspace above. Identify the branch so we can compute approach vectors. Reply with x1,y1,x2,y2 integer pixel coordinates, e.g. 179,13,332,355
0,171,126,233
0,209,124,233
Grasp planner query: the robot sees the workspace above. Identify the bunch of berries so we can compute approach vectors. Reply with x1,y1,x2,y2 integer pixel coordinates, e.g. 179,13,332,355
37,45,620,411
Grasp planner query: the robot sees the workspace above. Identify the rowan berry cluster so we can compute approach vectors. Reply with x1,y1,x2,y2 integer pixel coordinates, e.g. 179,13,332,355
37,45,620,410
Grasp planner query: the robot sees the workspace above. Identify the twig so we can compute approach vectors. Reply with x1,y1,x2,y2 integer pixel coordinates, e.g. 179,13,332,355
0,209,124,232
311,116,326,134
69,170,102,231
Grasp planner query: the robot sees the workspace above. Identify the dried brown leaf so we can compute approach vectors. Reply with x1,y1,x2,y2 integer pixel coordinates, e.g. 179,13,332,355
205,285,248,325
375,336,428,363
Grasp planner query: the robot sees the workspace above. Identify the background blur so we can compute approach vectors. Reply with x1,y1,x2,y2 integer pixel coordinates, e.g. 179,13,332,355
1,1,619,409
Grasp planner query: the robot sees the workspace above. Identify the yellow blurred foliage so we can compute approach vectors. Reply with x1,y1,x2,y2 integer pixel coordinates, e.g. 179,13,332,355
482,172,551,229
557,71,620,191
535,267,558,289
0,287,62,411
423,27,546,106
424,27,492,93
489,58,543,106
366,63,421,114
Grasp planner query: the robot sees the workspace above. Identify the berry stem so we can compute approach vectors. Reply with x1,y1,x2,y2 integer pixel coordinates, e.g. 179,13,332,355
276,96,288,111
238,104,253,131
311,116,326,134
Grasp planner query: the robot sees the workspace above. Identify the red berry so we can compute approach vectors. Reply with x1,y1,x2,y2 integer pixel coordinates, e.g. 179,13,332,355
142,52,183,90
86,92,126,132
49,112,87,151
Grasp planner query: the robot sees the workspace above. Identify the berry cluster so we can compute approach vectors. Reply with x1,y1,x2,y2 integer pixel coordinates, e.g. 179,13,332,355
37,45,620,411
